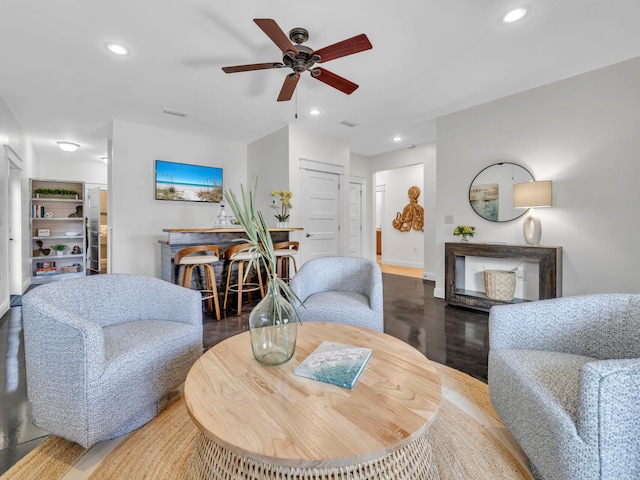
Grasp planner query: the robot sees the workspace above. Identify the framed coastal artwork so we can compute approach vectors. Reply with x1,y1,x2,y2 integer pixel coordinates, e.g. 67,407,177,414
155,160,223,203
469,183,499,221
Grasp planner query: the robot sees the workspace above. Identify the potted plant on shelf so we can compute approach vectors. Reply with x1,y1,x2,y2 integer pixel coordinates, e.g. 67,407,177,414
34,188,79,199
270,189,292,228
226,178,302,366
51,244,68,256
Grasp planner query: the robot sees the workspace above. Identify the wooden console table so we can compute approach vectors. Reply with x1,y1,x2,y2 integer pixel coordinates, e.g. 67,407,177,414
445,242,562,312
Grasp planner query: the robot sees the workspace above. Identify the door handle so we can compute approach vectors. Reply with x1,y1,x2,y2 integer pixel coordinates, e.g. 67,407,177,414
306,233,313,238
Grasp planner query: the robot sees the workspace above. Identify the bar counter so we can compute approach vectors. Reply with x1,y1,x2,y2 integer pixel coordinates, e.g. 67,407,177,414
159,227,302,287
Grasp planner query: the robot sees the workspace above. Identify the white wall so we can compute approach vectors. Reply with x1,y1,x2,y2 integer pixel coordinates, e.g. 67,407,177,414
38,153,108,187
247,126,290,225
109,120,246,277
369,142,437,279
376,164,424,269
435,56,640,298
0,94,39,314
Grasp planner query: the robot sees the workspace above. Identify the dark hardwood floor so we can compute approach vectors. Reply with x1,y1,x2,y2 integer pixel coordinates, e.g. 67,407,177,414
0,273,489,475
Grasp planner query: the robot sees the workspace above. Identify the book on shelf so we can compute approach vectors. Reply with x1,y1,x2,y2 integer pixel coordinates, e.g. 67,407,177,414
35,267,57,276
36,262,56,268
294,341,372,389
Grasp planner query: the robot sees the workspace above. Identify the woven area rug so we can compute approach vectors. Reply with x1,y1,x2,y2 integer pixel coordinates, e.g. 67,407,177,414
2,363,533,480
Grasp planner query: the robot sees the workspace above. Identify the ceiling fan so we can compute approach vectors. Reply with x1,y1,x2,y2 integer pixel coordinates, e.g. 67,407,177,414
222,18,372,102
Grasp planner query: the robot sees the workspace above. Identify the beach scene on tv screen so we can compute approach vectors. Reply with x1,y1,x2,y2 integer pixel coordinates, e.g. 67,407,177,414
155,160,223,202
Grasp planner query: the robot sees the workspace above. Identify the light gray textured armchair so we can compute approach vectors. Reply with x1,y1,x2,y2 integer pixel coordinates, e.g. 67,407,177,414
289,256,383,332
22,274,203,448
488,294,640,480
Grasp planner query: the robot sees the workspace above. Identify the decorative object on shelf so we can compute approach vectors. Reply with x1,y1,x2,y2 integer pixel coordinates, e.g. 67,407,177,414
513,180,553,245
469,162,534,222
71,246,82,254
392,186,424,232
453,225,475,242
65,231,80,236
44,211,53,218
33,188,79,199
51,244,68,256
35,241,51,256
68,205,83,218
61,265,81,273
270,189,292,225
37,229,50,237
226,178,302,366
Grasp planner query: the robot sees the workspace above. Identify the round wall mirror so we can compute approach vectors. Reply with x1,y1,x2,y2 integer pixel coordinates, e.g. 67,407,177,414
469,162,534,222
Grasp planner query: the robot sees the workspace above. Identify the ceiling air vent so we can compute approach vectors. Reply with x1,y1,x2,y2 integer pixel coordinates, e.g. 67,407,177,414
340,120,358,128
163,108,189,118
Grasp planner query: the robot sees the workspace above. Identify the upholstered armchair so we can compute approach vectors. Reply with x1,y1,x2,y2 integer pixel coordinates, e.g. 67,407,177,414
488,294,640,480
289,256,383,332
22,274,203,448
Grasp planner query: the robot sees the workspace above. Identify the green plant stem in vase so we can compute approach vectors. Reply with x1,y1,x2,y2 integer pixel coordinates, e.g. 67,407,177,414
225,178,303,366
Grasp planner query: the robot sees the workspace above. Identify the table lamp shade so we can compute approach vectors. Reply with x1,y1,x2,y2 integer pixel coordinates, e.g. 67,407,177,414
513,181,552,245
513,180,552,208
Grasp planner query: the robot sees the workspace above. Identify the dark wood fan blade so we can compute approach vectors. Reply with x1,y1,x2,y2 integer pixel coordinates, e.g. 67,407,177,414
311,67,359,95
222,62,284,73
277,73,300,102
313,34,372,63
254,19,299,56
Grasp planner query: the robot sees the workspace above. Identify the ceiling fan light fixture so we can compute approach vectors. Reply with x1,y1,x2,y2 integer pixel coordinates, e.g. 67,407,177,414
57,141,80,152
106,43,129,55
502,7,528,24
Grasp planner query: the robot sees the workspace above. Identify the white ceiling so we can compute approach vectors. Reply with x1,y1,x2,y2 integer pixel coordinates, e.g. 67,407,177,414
2,1,640,166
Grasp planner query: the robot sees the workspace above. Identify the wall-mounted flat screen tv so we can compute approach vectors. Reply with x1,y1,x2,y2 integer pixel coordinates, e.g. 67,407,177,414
155,160,223,203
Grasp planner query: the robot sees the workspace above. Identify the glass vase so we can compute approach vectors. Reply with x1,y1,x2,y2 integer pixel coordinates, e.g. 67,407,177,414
249,280,297,366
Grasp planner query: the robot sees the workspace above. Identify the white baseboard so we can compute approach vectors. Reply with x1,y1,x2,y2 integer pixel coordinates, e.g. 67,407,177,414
382,259,423,269
0,300,9,318
433,287,445,299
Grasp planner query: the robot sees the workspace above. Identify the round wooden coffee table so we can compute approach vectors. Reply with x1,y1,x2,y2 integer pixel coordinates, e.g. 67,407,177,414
184,322,442,479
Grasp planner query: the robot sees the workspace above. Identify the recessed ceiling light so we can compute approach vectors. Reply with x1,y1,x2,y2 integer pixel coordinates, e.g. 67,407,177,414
502,7,528,23
57,141,80,152
393,136,403,142
309,109,321,116
106,43,129,55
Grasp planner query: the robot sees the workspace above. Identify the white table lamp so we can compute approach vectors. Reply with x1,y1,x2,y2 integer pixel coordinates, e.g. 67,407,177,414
513,180,552,245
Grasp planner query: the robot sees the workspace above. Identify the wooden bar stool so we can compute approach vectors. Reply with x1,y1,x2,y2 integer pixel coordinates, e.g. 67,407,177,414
223,243,264,316
175,245,221,320
273,241,299,283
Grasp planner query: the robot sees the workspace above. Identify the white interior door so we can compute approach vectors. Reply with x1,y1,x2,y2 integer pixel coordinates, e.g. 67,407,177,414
300,168,341,263
8,152,23,295
348,182,363,257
